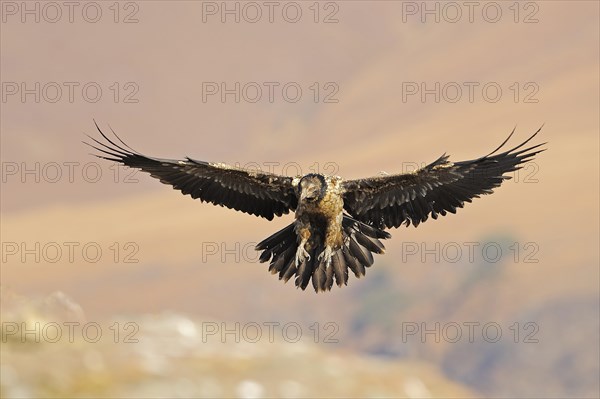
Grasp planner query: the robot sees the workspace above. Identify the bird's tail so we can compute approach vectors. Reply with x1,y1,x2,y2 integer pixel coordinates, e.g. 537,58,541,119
255,215,391,292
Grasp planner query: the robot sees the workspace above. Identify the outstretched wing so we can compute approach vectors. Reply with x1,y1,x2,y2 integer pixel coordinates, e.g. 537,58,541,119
85,123,298,220
341,127,546,229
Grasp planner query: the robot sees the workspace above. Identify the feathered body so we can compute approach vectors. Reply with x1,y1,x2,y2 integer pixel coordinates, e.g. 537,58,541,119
86,124,545,292
256,174,391,291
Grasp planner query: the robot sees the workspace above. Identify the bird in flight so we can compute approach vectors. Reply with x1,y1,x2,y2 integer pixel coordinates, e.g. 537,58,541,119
86,124,545,292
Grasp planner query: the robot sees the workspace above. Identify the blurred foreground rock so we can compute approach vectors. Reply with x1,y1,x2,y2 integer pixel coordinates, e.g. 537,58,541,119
1,290,475,398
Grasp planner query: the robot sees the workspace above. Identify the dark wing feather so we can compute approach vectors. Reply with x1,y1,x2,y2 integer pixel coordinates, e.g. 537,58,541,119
342,127,546,229
84,123,298,220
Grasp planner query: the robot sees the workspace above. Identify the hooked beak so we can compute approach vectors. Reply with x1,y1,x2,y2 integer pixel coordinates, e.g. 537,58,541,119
300,190,318,202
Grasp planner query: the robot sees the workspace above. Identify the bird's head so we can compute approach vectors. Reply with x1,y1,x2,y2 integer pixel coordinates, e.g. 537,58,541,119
298,174,327,203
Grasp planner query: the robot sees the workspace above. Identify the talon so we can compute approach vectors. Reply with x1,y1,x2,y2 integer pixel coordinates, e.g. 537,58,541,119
318,246,334,267
295,244,310,265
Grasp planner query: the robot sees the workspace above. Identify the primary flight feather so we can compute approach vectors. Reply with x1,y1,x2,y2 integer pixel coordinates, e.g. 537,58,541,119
85,124,545,292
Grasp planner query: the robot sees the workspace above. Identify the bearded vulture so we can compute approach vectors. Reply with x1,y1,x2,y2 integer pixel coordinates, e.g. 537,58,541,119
85,123,545,292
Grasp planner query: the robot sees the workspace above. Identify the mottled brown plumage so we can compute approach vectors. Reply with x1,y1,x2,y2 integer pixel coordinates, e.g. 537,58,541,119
85,123,545,292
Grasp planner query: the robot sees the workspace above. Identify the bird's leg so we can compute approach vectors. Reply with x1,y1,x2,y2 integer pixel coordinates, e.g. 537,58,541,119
319,214,343,268
295,225,312,266
318,246,334,268
295,239,310,266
